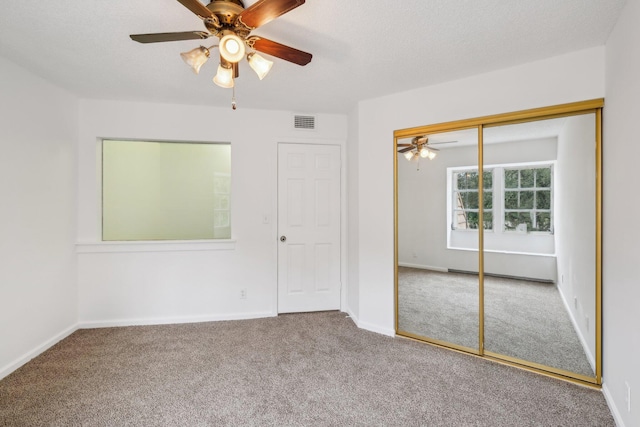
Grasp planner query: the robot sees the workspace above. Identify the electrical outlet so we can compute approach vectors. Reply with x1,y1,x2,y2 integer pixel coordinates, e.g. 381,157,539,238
412,252,417,259
626,382,631,412
240,289,247,299
574,297,578,309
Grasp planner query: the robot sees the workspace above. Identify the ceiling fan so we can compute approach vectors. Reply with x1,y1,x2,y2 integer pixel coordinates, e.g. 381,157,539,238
130,0,312,108
397,136,457,161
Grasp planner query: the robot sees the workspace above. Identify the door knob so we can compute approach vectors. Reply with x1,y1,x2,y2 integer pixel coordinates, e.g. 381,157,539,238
280,236,287,242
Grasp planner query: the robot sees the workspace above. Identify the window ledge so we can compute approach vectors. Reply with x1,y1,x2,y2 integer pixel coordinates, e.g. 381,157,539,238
76,239,236,254
447,246,556,257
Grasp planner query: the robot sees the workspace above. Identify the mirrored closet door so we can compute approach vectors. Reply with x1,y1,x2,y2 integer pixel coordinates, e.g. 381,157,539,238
396,128,480,353
394,100,602,385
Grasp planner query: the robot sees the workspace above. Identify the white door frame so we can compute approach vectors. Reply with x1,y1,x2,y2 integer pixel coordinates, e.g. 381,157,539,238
274,139,347,315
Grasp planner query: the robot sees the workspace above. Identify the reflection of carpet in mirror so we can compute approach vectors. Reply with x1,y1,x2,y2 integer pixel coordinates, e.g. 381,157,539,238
397,267,594,377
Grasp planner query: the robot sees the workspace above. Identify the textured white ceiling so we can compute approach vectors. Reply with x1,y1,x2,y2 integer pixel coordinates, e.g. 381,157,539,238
0,0,626,113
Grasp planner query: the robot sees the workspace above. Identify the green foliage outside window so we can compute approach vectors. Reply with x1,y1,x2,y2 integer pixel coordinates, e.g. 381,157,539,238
453,170,493,230
504,166,553,232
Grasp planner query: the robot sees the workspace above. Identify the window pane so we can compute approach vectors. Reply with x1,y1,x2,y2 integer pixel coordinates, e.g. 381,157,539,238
466,191,479,209
483,211,493,230
453,210,469,229
483,191,493,209
520,169,534,188
505,170,519,188
102,140,231,241
456,172,470,190
519,212,533,228
467,171,479,189
505,211,533,231
456,172,478,190
536,212,552,231
519,191,534,209
537,190,551,209
504,212,519,230
518,212,533,229
459,191,479,210
505,191,518,209
465,212,480,229
536,168,551,187
483,171,493,189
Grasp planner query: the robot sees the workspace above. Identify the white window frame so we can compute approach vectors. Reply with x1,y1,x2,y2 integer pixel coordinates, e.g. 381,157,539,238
502,164,554,234
447,160,556,241
450,167,494,231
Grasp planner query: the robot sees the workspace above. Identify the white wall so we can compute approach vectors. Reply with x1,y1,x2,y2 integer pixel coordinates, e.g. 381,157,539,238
346,107,360,320
76,99,347,326
355,46,605,336
0,56,78,378
603,0,640,424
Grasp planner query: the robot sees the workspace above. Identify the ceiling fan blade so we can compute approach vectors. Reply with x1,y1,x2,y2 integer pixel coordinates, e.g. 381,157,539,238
250,37,312,66
398,146,414,153
429,140,458,145
176,0,214,18
237,0,305,29
130,31,211,43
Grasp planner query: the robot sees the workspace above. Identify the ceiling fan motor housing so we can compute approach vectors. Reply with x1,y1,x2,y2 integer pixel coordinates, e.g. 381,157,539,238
206,0,246,27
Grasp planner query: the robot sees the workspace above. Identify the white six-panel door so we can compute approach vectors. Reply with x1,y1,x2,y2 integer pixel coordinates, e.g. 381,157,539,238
277,143,341,313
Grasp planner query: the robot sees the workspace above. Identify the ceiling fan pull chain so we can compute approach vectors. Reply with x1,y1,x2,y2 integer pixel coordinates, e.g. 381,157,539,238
231,85,237,110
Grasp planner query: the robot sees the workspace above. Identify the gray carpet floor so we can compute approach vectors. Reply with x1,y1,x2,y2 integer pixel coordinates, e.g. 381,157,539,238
397,267,594,377
0,311,613,426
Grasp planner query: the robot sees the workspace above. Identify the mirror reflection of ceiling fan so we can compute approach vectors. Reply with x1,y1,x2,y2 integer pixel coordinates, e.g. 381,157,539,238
397,136,458,161
130,0,312,108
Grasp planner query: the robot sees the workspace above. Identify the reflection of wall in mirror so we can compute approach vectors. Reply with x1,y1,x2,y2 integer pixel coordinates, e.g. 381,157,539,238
555,114,597,369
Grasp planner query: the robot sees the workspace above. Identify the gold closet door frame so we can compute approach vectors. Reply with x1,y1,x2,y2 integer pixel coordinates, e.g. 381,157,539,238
393,99,603,387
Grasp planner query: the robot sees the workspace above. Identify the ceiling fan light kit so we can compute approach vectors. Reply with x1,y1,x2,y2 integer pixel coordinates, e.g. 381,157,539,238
247,52,273,80
213,64,235,88
398,136,443,168
219,32,246,63
130,0,313,109
180,45,212,74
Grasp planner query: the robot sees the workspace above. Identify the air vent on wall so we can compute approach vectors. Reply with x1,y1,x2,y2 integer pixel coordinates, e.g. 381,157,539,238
294,114,316,130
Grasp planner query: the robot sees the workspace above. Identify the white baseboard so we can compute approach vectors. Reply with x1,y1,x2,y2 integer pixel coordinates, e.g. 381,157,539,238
0,323,79,381
398,262,448,272
342,304,395,337
357,319,395,337
557,287,596,372
78,311,277,329
343,307,359,327
602,382,626,427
